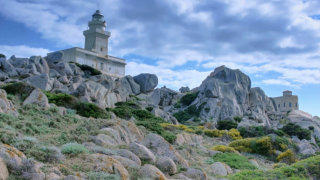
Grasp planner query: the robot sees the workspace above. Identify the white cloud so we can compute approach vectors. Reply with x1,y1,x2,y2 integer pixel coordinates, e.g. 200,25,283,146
262,79,297,87
126,61,210,90
0,45,50,58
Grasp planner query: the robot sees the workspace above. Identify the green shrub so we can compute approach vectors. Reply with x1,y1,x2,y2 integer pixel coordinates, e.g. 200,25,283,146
87,172,120,180
212,152,256,170
44,92,78,108
281,123,311,140
233,116,242,122
180,92,199,106
146,106,153,112
239,126,285,138
75,102,108,119
0,53,5,58
75,63,101,76
14,137,37,152
1,82,34,100
173,105,201,123
160,131,177,144
229,155,320,180
27,146,63,163
61,143,88,156
217,119,238,130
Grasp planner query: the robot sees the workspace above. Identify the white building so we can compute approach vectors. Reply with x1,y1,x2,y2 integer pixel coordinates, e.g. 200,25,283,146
47,10,126,77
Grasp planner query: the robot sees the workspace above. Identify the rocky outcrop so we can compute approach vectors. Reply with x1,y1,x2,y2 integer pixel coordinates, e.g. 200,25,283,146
0,157,9,180
133,73,158,93
183,168,207,180
23,88,50,108
142,133,188,167
129,142,156,164
156,156,177,175
138,164,167,180
208,162,232,176
0,89,18,115
195,65,251,121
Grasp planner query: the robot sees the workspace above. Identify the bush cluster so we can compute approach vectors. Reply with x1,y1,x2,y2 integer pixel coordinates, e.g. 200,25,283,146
276,149,296,164
74,62,101,76
173,105,201,123
204,128,242,140
0,53,5,58
281,123,311,140
217,119,238,130
229,135,296,157
180,91,199,106
112,101,177,143
1,82,35,100
26,145,64,163
61,143,88,156
45,91,109,119
229,155,320,180
212,152,256,170
211,145,237,153
238,126,285,138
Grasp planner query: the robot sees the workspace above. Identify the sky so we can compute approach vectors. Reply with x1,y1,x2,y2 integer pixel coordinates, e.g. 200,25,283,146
0,0,319,116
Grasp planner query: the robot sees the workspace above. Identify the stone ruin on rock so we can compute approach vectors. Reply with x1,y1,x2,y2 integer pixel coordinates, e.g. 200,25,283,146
47,10,126,77
272,90,299,112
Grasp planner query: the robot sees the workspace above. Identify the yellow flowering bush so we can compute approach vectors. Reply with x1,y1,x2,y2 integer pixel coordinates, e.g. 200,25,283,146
229,136,275,156
276,149,296,164
211,145,238,153
227,128,242,140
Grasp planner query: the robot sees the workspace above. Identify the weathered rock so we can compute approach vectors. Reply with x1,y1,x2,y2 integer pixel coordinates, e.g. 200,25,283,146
23,88,50,108
86,154,129,180
195,65,251,122
208,162,232,176
183,168,207,180
116,149,141,166
0,89,18,115
175,133,203,146
133,73,158,93
29,56,50,75
129,142,156,164
46,51,64,67
112,155,140,171
138,164,167,180
142,133,188,167
179,86,190,93
0,157,9,180
156,157,177,175
24,74,54,91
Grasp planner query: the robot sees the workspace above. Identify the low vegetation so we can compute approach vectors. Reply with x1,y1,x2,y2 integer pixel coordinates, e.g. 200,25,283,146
111,101,177,143
1,82,35,100
229,135,296,158
229,155,320,180
217,119,238,130
173,105,201,123
180,91,199,106
281,123,311,140
212,152,256,170
61,143,89,156
45,91,109,118
238,126,285,138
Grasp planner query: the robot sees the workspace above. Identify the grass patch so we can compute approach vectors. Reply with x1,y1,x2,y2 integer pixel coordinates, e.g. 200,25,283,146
112,101,177,143
61,143,89,156
212,152,256,170
217,119,238,130
229,155,320,180
1,82,35,100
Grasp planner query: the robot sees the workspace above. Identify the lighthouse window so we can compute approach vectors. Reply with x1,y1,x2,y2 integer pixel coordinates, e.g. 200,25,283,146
283,103,285,107
289,102,292,107
278,104,280,108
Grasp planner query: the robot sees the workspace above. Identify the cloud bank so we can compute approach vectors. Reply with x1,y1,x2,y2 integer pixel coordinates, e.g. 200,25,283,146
0,0,320,89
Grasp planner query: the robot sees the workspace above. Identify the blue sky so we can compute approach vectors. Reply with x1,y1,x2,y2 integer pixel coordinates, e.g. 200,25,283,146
0,0,319,116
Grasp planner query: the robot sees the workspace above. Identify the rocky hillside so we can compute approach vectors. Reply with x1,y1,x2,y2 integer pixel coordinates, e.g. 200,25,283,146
0,53,319,180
